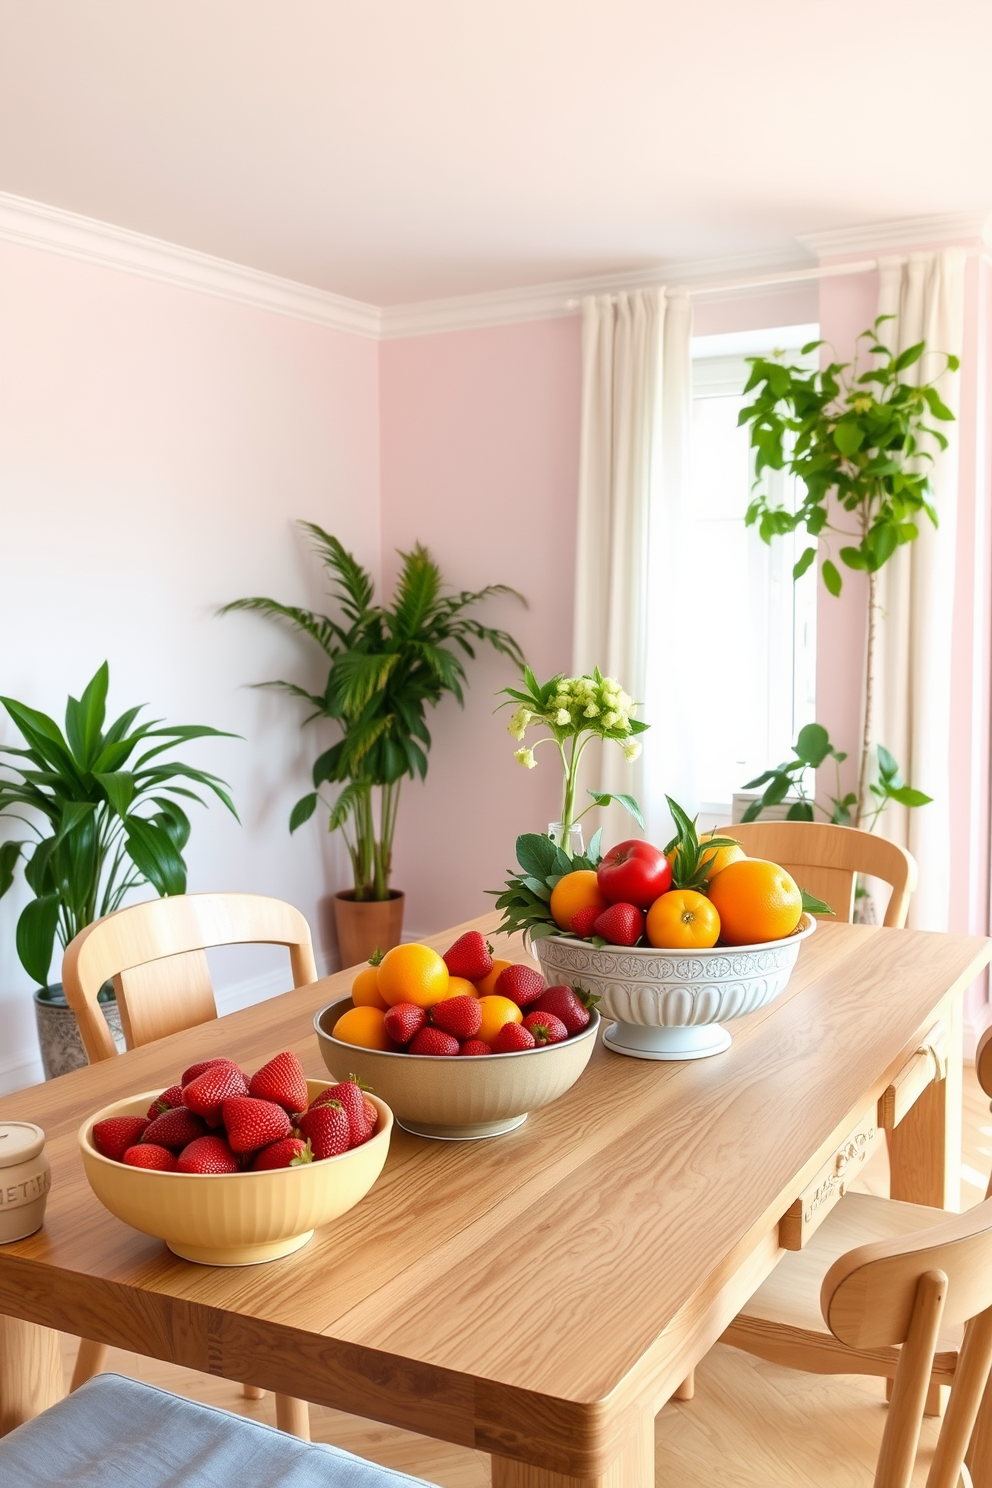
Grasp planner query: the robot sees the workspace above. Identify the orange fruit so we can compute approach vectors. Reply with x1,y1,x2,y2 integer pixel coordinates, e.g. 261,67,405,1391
438,976,479,1001
351,960,388,1011
549,870,609,931
474,958,513,996
332,1005,394,1050
476,994,523,1045
698,832,746,882
377,943,450,1008
707,858,802,946
646,890,721,949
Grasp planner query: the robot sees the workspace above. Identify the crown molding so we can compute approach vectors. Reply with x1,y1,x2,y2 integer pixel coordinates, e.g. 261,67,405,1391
801,211,992,259
0,192,382,338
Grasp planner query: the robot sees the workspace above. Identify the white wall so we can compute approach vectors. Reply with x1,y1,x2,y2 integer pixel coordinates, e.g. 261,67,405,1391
0,239,380,1091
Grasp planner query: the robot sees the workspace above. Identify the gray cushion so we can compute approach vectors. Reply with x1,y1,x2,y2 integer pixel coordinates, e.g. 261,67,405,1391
0,1374,438,1487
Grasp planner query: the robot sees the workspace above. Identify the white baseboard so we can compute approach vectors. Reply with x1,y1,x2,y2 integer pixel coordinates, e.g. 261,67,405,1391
0,1048,44,1098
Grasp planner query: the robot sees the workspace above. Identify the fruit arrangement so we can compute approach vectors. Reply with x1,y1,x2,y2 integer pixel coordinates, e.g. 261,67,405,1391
91,1051,378,1173
496,796,830,951
332,931,598,1057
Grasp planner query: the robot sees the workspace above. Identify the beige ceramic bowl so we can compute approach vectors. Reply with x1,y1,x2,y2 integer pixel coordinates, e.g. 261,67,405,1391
314,997,599,1140
79,1080,392,1266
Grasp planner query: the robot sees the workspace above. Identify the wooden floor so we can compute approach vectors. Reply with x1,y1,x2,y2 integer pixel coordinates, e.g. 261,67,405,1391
59,1065,992,1488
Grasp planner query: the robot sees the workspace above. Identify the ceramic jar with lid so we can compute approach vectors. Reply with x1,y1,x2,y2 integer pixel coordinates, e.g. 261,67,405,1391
0,1123,50,1243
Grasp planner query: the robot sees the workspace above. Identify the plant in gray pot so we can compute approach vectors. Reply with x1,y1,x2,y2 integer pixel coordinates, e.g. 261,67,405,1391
0,662,237,1078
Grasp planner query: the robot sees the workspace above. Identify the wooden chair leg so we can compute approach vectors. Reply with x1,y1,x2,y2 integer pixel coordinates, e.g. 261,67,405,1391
70,1338,110,1392
875,1270,946,1488
242,1383,266,1400
275,1393,310,1440
930,1309,992,1488
0,1317,62,1435
674,1369,695,1401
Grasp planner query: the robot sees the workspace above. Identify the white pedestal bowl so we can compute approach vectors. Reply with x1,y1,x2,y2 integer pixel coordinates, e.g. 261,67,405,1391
532,915,816,1060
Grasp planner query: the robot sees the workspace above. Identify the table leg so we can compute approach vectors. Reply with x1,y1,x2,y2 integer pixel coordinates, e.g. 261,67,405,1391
889,995,962,1211
491,1409,654,1487
0,1316,62,1435
966,1374,992,1487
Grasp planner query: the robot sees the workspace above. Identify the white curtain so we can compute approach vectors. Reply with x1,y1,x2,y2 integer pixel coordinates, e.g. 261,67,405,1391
873,249,966,930
572,288,692,844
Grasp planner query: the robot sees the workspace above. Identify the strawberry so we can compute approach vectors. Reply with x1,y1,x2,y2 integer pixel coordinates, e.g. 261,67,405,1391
443,930,494,982
459,1039,492,1056
181,1057,230,1087
531,984,599,1035
522,1009,569,1045
221,1096,292,1154
492,1022,537,1053
146,1084,184,1119
251,1137,313,1170
143,1107,208,1150
494,964,546,1009
176,1134,240,1174
408,1027,460,1056
383,1002,427,1045
183,1061,249,1123
248,1051,308,1114
312,1080,374,1147
297,1101,351,1159
568,906,600,939
431,995,482,1040
123,1143,177,1171
362,1094,378,1133
593,902,645,946
93,1115,149,1161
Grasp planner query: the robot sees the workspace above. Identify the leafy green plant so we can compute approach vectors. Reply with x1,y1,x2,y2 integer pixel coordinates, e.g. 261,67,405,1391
0,662,237,987
493,829,606,942
221,523,525,901
741,723,931,828
739,317,958,825
499,667,649,857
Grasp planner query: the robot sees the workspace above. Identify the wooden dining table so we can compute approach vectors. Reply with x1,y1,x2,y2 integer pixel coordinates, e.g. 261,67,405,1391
0,912,988,1487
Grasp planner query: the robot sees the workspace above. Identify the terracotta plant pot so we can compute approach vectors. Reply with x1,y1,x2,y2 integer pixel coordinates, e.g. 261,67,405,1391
332,890,405,970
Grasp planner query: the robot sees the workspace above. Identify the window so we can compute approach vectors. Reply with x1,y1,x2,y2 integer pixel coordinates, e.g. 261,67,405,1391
676,325,818,829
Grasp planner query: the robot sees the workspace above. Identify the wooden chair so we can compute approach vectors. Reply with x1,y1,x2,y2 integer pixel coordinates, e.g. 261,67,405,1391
718,1032,992,1488
61,892,318,1441
715,819,917,927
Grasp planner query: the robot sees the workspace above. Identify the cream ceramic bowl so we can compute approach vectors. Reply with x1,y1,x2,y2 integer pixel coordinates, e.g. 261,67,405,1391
314,997,600,1140
79,1080,392,1266
533,915,816,1061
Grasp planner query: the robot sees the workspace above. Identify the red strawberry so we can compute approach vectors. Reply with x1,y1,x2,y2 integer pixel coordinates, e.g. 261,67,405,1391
531,984,599,1034
459,1039,492,1056
362,1094,378,1133
183,1062,249,1123
123,1143,177,1171
383,1002,427,1045
522,1009,569,1045
176,1135,240,1174
249,1051,308,1114
431,995,482,1040
181,1058,231,1087
143,1107,208,1150
93,1115,149,1161
221,1097,292,1154
568,906,600,939
408,1027,460,1056
492,1022,537,1053
312,1080,374,1147
297,1101,351,1159
251,1137,313,1171
494,964,546,1009
146,1084,184,1119
593,902,645,946
442,930,494,982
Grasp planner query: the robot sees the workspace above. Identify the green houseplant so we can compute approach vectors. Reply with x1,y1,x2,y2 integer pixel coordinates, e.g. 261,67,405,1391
737,317,957,830
221,522,525,964
0,661,237,1076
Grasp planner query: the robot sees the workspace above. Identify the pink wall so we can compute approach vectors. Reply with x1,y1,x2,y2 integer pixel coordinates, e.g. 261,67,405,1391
379,319,582,937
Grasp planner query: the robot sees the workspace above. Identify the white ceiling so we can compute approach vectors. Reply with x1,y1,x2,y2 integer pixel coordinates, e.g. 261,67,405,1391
1,1,990,306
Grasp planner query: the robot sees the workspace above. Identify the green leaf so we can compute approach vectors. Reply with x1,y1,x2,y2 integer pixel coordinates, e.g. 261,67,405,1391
839,546,867,571
800,889,834,916
875,744,899,781
64,662,109,769
95,770,135,818
328,782,368,832
515,833,560,880
0,840,24,899
786,800,815,821
761,774,791,807
586,790,644,829
822,560,842,597
289,793,319,832
923,386,955,421
866,523,898,570
893,341,925,372
586,827,603,865
792,547,817,580
16,893,61,985
740,800,763,822
522,876,552,902
885,785,933,808
123,817,187,896
833,422,865,456
794,722,832,768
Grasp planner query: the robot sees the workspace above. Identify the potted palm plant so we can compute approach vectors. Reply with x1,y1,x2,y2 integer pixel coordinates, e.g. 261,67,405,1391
0,662,237,1077
221,523,525,966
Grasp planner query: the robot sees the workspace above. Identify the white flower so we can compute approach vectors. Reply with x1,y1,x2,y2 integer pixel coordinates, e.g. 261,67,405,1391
507,705,532,741
622,740,642,762
617,690,633,712
583,703,599,718
555,708,571,726
601,711,619,730
514,747,537,769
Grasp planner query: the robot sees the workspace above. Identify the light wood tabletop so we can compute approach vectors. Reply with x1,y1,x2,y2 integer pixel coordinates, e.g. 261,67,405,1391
0,914,988,1487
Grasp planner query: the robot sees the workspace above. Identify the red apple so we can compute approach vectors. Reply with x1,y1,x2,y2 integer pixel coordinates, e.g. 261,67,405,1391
596,840,672,910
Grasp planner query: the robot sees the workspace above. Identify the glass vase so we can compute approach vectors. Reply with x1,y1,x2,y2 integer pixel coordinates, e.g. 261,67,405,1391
548,821,584,858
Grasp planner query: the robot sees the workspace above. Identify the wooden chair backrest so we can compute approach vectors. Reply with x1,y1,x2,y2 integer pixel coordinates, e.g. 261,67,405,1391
715,820,917,928
62,893,318,1062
